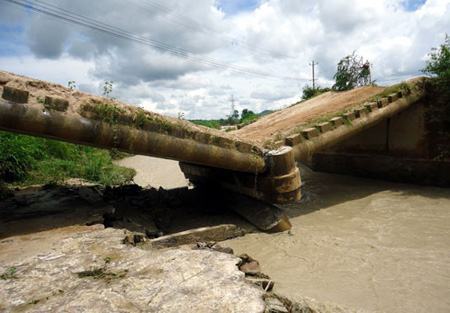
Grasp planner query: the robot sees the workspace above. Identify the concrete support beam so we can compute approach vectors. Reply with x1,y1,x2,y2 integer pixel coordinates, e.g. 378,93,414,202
0,98,266,174
180,146,301,205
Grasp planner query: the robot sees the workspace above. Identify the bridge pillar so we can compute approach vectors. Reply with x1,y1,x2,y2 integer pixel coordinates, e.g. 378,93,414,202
179,146,301,231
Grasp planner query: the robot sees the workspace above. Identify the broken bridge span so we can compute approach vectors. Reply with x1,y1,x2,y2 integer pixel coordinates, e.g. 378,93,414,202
1,71,445,230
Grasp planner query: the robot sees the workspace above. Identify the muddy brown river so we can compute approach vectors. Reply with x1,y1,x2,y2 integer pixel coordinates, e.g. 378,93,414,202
225,166,450,312
114,156,450,312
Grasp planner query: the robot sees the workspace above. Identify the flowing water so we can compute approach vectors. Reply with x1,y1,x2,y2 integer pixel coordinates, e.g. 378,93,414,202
224,165,450,312
113,156,450,312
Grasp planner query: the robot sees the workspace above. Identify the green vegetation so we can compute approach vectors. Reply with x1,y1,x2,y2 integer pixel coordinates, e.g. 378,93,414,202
0,267,17,280
76,257,127,281
240,109,258,125
302,85,331,100
369,82,412,102
76,267,128,281
333,52,372,91
0,131,135,186
422,35,450,160
190,119,222,129
87,102,125,124
423,34,450,85
190,108,271,129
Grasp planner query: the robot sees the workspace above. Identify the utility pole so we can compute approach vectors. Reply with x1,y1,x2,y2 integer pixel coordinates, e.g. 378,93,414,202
309,61,318,90
230,94,235,115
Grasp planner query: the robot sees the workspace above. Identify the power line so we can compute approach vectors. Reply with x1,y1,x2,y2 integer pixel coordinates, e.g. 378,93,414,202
132,0,296,60
4,0,304,82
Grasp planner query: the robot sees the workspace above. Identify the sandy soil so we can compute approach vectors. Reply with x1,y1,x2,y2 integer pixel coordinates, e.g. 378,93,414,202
234,86,384,145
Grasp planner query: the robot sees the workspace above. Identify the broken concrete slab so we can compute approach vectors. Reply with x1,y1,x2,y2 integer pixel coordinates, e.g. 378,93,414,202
0,226,265,313
148,224,245,248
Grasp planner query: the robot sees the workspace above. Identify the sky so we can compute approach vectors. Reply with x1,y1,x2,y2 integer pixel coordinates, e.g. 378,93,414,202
0,0,448,119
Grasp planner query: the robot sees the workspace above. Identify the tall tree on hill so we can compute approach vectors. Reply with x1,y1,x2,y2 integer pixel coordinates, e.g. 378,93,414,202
333,52,371,91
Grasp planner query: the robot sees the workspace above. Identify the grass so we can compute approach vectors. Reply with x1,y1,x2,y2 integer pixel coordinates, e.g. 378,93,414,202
76,267,128,281
369,82,411,102
0,131,135,187
0,267,17,280
84,101,125,124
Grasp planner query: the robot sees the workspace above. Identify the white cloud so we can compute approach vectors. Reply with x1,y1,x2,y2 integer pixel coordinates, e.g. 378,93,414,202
0,0,449,119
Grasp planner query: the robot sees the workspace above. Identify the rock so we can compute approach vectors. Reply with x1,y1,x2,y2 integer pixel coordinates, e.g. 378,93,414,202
264,295,289,313
122,232,146,246
238,253,261,275
145,229,164,239
0,227,265,313
194,241,234,254
149,224,245,248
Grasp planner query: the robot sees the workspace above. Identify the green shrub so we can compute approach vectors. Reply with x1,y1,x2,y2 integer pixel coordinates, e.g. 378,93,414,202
302,85,331,100
0,131,135,186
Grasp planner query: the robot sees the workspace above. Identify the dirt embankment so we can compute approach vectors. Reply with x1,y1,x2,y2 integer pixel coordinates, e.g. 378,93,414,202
234,86,384,145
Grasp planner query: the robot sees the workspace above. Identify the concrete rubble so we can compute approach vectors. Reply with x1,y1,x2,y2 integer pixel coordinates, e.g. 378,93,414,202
0,225,265,313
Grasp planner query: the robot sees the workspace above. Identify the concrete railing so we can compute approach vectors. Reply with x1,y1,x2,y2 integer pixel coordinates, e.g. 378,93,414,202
282,83,426,165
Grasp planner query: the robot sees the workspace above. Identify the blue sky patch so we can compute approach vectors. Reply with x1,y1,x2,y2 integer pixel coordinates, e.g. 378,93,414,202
217,0,261,15
402,0,426,11
0,25,27,57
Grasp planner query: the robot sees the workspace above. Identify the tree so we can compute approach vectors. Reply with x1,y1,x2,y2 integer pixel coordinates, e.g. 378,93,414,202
227,109,240,125
103,80,114,98
423,34,450,85
240,109,257,124
332,52,371,91
302,85,330,100
421,35,450,160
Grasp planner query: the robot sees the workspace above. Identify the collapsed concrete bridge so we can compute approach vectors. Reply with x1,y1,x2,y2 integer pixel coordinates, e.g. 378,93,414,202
0,71,445,230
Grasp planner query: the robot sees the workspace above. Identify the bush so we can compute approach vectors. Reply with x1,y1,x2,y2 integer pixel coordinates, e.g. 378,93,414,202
302,85,331,100
422,35,450,160
0,131,135,186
